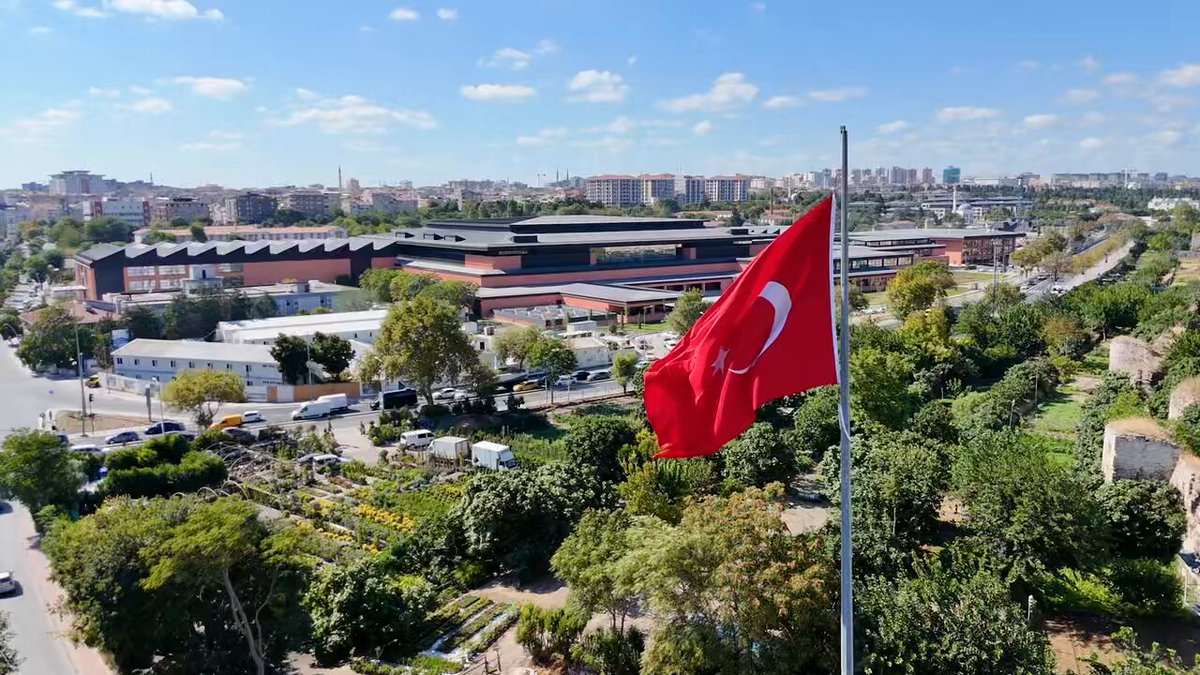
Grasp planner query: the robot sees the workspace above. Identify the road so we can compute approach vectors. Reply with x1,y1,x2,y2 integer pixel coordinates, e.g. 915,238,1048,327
0,346,113,674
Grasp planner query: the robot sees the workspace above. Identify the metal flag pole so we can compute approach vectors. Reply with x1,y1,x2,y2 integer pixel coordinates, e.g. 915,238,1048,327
838,125,854,675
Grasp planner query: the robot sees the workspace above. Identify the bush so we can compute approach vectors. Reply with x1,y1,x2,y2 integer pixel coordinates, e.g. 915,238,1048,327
1175,403,1200,455
515,604,587,666
102,451,227,498
1105,558,1183,616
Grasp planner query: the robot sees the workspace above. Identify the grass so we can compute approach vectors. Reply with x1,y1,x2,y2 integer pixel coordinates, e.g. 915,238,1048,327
953,271,1001,284
1029,392,1086,440
1042,568,1124,615
1078,342,1111,376
626,320,670,334
861,291,889,307
1174,258,1200,285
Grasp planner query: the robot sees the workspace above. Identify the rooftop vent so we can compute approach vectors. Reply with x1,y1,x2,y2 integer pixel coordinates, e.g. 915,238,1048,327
511,234,539,243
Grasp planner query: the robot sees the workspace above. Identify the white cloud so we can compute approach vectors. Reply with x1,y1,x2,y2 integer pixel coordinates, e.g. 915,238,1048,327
594,116,636,134
295,87,320,101
515,127,568,147
1,106,81,142
763,95,801,109
875,120,908,134
129,85,153,96
127,97,173,114
484,47,533,70
535,39,559,55
1160,63,1200,88
270,93,438,133
180,139,240,151
1062,88,1099,103
207,130,242,140
567,70,628,103
1016,59,1040,70
1077,55,1102,72
1079,136,1108,150
436,7,457,20
660,72,758,112
170,76,248,100
27,25,53,35
693,120,714,136
1148,129,1183,145
750,1,766,10
1023,113,1058,129
389,7,419,21
460,83,536,102
627,55,638,66
808,86,867,103
51,0,106,18
1104,72,1140,87
88,86,121,97
936,106,999,122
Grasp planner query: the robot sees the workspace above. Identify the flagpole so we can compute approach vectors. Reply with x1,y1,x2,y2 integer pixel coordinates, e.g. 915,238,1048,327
838,125,855,675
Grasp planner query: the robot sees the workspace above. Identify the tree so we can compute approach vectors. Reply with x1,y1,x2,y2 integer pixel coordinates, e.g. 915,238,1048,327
838,285,868,313
418,280,477,311
16,304,92,370
886,260,955,318
1042,250,1073,280
612,352,639,393
516,605,588,667
189,223,208,242
560,416,638,483
722,423,796,488
793,386,841,458
0,611,19,675
552,509,639,631
358,268,399,303
389,271,439,302
850,347,916,428
310,332,354,380
123,305,163,339
269,334,310,385
1096,480,1186,562
858,560,1055,675
528,336,578,403
456,462,613,580
162,369,246,427
84,216,133,243
493,326,541,369
573,626,646,675
303,555,436,664
357,297,480,406
0,431,81,511
631,487,837,674
667,289,706,336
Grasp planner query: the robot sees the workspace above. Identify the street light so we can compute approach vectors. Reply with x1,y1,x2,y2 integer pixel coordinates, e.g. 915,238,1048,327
75,322,88,437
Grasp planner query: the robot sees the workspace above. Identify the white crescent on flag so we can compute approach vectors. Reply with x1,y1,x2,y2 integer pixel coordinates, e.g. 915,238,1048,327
729,280,792,375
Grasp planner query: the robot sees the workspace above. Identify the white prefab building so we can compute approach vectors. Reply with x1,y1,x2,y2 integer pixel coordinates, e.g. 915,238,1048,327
216,309,389,345
568,337,613,369
112,339,283,385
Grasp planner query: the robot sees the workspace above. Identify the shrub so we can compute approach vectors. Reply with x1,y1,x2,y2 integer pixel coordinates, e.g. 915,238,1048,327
1175,403,1200,455
102,451,227,498
1105,558,1183,617
515,604,587,666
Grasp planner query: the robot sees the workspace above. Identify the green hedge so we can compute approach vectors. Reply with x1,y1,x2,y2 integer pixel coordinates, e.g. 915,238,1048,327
103,451,227,498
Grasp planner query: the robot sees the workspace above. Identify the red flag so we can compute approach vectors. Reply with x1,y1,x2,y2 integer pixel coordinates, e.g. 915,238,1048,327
644,196,838,458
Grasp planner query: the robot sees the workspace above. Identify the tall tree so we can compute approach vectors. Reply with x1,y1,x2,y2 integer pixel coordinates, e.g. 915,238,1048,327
418,280,477,311
310,332,354,380
1095,480,1186,562
123,305,163,339
270,334,311,384
528,336,578,380
552,509,639,632
886,260,955,318
0,430,82,511
161,369,246,427
722,422,796,488
189,223,208,242
612,352,639,393
666,289,706,336
493,326,542,369
16,304,92,370
356,296,480,405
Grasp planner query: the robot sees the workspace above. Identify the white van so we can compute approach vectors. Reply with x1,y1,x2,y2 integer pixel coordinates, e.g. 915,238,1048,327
399,429,435,450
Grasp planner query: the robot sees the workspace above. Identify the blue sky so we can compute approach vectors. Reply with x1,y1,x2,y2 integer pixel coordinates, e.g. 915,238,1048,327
1,0,1197,188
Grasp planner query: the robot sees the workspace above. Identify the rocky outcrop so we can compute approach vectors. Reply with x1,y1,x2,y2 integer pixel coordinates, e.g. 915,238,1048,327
1170,376,1200,420
1108,336,1163,387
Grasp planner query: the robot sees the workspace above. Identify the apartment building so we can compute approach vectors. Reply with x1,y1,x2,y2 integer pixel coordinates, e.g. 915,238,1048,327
81,197,148,230
674,175,706,204
223,193,277,224
49,170,106,196
639,174,677,205
150,197,210,224
279,190,339,217
703,175,751,202
586,175,643,207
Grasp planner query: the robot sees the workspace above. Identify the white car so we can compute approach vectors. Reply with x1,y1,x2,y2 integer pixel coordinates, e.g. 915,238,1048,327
241,411,264,424
0,571,15,595
433,387,458,402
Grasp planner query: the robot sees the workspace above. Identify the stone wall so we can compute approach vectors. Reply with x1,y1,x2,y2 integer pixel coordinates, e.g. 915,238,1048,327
1108,336,1163,387
1171,376,1200,420
1102,418,1180,482
1171,453,1200,552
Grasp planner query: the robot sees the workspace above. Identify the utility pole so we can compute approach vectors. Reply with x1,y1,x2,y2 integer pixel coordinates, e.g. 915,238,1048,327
75,322,88,437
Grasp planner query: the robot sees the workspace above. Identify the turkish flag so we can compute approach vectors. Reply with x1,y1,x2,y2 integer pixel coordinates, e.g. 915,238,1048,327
644,196,839,458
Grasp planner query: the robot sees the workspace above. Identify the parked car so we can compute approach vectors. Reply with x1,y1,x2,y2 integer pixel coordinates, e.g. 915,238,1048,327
166,431,197,443
432,387,459,402
573,369,590,381
399,429,435,450
144,420,185,436
590,370,612,381
221,427,257,444
554,375,574,389
0,571,15,595
240,411,264,424
105,431,139,446
70,443,102,454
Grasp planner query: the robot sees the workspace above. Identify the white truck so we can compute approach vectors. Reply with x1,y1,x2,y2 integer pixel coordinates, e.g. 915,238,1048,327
430,436,470,464
316,393,350,412
399,429,435,450
291,399,331,420
471,441,517,471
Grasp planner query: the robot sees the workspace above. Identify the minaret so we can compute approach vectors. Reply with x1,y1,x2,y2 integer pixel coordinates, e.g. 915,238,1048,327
338,166,343,191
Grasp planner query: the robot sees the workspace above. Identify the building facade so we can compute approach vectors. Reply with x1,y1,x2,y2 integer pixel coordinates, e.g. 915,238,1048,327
82,197,148,230
150,197,210,224
586,176,642,206
224,193,277,224
943,166,962,184
133,225,348,244
112,339,283,386
278,190,338,217
50,171,106,196
703,176,751,202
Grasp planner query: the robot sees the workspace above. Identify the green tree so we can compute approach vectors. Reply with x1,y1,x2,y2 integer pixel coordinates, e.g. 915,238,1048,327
666,289,706,336
516,605,588,666
16,304,92,370
1096,480,1186,562
358,268,399,303
850,347,916,427
551,509,639,631
123,305,163,339
389,271,439,302
793,386,841,458
0,611,19,675
161,369,246,427
309,332,354,380
1084,627,1200,674
612,352,639,393
886,260,955,318
573,626,645,675
357,297,480,405
560,415,638,483
303,555,436,664
528,336,578,378
723,422,796,488
858,560,1055,675
84,216,134,243
189,223,208,242
493,326,542,369
418,280,477,310
456,462,613,580
0,430,81,511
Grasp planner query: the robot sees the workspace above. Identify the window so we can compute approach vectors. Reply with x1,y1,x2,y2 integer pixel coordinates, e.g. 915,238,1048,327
134,358,140,365
219,263,243,273
169,360,175,367
151,360,157,366
188,361,194,368
128,265,156,277
116,357,123,365
128,280,155,292
245,364,251,373
157,265,185,275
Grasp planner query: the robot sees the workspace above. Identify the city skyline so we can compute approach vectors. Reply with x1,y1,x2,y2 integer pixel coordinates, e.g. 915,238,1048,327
1,0,1197,188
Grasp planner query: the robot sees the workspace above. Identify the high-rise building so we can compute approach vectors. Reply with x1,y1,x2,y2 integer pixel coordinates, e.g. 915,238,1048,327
49,170,106,196
889,166,908,185
907,168,919,186
83,197,148,230
943,166,962,185
639,174,677,205
704,176,751,202
278,190,339,217
675,175,706,204
921,168,934,185
223,193,277,225
586,175,643,206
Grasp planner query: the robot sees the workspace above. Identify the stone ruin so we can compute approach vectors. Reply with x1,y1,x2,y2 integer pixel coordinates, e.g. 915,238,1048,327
1170,376,1200,421
1108,335,1163,388
1102,417,1179,483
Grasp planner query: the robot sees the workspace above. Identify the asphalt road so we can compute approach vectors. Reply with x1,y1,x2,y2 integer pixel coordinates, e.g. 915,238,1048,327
0,346,113,675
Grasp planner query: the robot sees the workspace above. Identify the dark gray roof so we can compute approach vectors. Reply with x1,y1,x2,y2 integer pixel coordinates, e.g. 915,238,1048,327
849,227,1025,242
74,236,399,263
